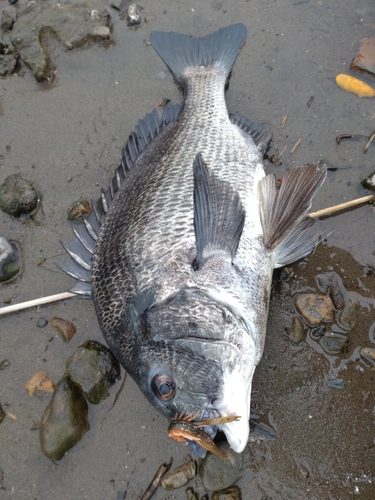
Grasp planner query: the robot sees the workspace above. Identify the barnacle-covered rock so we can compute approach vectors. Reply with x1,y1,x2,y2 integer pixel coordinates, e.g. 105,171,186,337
65,340,121,404
0,174,38,217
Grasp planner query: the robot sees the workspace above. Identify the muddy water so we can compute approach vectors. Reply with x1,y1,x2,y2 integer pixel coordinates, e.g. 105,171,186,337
1,0,375,499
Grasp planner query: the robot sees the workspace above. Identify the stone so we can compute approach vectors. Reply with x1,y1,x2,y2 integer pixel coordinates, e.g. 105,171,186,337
39,375,89,460
291,316,305,342
294,294,335,325
65,341,121,404
51,317,77,342
161,459,196,490
199,441,244,492
212,486,242,500
350,37,375,76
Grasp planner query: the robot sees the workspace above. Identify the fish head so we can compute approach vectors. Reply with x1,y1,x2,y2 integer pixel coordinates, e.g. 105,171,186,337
135,289,258,453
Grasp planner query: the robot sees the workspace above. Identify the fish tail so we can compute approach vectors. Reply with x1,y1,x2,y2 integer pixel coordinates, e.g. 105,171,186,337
150,24,247,87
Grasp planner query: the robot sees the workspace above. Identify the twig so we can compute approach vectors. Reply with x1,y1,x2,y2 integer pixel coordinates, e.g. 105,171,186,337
140,460,173,500
0,292,76,316
290,138,302,154
308,194,374,218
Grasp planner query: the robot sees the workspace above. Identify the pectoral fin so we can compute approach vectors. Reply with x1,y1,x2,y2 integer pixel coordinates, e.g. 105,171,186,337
193,153,245,269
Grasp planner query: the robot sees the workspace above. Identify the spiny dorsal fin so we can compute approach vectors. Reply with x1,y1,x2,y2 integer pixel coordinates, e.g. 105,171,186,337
193,153,245,269
56,103,182,297
230,112,272,156
258,163,327,267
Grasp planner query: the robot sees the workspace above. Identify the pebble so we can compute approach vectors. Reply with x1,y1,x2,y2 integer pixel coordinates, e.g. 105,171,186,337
65,340,121,404
25,371,55,396
315,271,346,310
360,347,375,367
0,359,10,370
212,486,242,500
185,487,198,500
51,317,77,342
0,237,21,282
37,317,48,328
39,375,90,460
319,333,348,355
294,294,335,325
0,174,38,217
161,459,196,490
0,403,5,423
350,37,375,76
126,3,142,26
327,378,345,389
68,200,92,223
291,316,305,342
199,441,244,492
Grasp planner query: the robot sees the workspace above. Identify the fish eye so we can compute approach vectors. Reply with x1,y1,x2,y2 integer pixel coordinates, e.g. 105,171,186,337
151,374,175,401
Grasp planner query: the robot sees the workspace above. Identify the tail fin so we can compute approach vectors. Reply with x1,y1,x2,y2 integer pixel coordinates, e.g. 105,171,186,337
150,24,247,86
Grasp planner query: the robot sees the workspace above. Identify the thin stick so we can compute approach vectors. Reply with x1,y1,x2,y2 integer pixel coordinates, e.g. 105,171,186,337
0,292,76,316
308,194,374,218
290,138,302,154
140,460,173,500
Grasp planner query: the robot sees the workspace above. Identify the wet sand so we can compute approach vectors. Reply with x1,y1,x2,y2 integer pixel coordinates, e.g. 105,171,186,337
1,0,375,498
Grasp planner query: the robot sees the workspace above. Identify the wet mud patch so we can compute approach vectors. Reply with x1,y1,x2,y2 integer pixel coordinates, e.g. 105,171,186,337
246,244,375,499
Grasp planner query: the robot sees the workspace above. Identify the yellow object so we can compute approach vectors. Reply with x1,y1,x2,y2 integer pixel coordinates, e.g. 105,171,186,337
336,74,375,98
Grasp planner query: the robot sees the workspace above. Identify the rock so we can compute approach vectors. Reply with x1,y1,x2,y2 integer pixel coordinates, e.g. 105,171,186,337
319,333,347,355
361,170,375,190
26,371,55,396
327,378,345,389
161,459,196,490
127,3,142,26
10,1,111,83
51,317,77,342
0,359,11,370
0,237,21,282
0,403,6,423
1,11,14,30
0,51,18,76
350,37,375,76
199,441,244,492
37,317,48,328
39,375,89,461
315,271,347,311
185,486,199,500
291,316,305,342
65,340,121,404
212,486,242,500
294,294,335,325
68,200,92,223
0,174,38,217
360,347,375,367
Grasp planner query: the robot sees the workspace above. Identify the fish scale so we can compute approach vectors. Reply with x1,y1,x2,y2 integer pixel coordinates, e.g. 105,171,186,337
60,24,327,456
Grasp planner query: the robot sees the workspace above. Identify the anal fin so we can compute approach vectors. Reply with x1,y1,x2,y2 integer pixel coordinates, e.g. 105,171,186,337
258,163,327,267
193,153,245,269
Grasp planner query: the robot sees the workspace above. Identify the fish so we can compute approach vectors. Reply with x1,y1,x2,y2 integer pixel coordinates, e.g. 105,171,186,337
335,73,375,98
58,24,326,456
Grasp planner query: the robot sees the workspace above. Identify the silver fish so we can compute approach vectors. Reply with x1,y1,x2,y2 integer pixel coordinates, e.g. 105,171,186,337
58,24,326,455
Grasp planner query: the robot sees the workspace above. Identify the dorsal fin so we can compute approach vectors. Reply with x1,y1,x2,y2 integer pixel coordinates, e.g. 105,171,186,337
258,163,327,268
193,153,245,269
56,103,182,297
230,112,272,156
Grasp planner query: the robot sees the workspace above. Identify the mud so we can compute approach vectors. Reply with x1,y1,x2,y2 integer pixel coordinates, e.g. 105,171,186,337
1,0,375,499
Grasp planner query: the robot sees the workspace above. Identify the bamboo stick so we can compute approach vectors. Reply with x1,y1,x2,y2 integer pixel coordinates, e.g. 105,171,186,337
308,194,374,218
0,292,76,316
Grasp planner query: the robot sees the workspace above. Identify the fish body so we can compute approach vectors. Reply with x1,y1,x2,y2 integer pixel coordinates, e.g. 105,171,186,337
59,24,326,455
336,73,375,98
